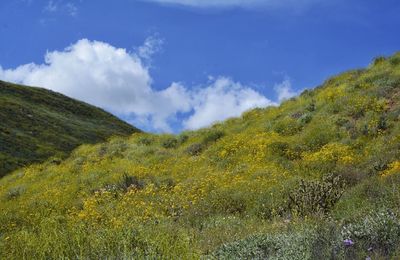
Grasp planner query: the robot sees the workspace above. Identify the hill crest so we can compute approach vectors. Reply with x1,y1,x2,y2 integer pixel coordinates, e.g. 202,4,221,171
0,80,140,177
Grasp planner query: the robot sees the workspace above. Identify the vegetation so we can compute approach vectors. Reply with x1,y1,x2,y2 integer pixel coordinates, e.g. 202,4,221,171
1,52,400,259
0,80,140,177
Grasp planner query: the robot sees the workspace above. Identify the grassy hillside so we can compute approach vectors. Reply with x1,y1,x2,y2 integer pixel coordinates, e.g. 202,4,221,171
1,53,400,259
0,81,140,177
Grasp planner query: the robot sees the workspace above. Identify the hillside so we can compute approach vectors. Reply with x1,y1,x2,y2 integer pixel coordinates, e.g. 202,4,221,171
0,81,140,177
1,53,400,259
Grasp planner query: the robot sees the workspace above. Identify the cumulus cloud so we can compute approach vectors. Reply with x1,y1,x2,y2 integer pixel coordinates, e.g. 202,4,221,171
274,79,298,102
183,77,274,129
0,39,151,113
0,39,288,132
142,0,321,9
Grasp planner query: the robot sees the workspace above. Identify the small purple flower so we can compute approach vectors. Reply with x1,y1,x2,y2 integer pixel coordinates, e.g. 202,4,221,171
343,239,355,247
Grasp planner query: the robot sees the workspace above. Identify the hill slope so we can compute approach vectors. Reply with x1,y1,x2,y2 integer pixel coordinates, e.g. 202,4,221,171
1,53,400,259
0,80,140,177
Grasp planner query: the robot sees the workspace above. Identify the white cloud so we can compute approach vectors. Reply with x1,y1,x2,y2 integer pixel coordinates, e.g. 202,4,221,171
44,0,58,12
142,0,321,9
65,3,78,16
137,35,164,62
43,1,78,17
0,39,289,132
274,79,298,102
183,77,274,129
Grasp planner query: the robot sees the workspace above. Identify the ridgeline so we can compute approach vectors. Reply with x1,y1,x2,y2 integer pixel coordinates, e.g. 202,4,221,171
0,81,140,177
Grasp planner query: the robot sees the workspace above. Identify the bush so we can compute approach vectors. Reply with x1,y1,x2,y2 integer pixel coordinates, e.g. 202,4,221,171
137,136,152,146
178,134,189,144
335,117,350,127
372,77,400,98
377,115,388,131
269,141,289,158
389,55,400,66
341,210,400,256
202,130,225,144
335,165,366,187
300,89,314,97
306,101,316,112
105,139,128,158
161,137,178,149
211,190,248,215
211,225,319,260
186,143,204,156
268,141,303,160
272,117,302,136
301,121,338,150
117,174,146,192
299,113,313,125
6,186,25,200
372,56,386,66
212,212,400,260
288,174,346,217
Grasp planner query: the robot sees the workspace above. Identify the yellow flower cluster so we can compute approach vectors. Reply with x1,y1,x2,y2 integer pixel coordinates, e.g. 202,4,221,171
381,161,400,177
303,143,357,166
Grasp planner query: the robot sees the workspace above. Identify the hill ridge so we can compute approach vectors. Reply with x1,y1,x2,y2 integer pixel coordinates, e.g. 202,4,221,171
0,80,140,177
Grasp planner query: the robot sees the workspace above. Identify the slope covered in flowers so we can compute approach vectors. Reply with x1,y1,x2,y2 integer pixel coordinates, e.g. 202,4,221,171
1,53,400,259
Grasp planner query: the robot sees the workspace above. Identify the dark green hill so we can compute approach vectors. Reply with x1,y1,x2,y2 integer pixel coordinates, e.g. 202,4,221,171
0,80,140,177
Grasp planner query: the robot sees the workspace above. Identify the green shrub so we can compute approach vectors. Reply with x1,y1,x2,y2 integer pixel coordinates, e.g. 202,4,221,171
335,117,350,127
6,185,25,200
211,224,319,260
210,190,248,215
269,141,289,158
178,134,189,144
161,137,178,149
300,89,313,97
306,101,316,112
389,55,400,66
299,113,313,125
272,117,302,136
372,56,386,66
335,165,366,187
301,120,338,150
186,143,204,156
105,139,128,158
372,77,400,98
341,210,400,256
288,174,346,217
290,111,303,119
202,130,225,144
255,187,287,220
212,213,400,260
117,174,146,192
137,136,153,146
377,115,388,131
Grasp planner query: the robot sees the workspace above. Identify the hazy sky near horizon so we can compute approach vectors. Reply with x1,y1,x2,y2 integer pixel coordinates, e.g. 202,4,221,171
0,0,399,132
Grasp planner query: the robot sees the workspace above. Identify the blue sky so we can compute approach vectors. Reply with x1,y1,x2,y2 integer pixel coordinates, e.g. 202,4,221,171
1,0,400,132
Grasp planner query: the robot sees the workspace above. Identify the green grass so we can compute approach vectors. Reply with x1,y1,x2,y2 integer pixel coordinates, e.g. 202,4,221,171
0,80,140,177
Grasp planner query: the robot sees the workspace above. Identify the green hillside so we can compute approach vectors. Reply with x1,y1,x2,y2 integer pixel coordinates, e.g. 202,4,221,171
1,53,400,259
0,81,140,177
